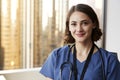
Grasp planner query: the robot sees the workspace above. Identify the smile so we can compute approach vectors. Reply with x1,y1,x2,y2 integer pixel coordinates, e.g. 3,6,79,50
76,33,85,37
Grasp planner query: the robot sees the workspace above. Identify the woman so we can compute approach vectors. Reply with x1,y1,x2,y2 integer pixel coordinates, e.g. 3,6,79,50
40,4,120,80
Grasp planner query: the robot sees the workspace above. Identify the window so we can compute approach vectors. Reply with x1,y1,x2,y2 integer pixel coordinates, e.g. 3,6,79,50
0,0,104,70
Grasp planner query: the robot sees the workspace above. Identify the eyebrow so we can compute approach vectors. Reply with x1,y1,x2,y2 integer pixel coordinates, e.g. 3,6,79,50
70,19,90,23
81,20,90,22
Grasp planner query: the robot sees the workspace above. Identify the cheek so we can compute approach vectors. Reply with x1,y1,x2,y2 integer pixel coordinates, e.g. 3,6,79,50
69,26,71,31
87,29,93,36
69,23,75,31
69,28,76,34
85,26,93,33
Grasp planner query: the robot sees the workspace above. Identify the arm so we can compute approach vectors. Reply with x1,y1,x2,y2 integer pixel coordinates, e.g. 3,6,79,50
107,53,120,80
40,49,57,79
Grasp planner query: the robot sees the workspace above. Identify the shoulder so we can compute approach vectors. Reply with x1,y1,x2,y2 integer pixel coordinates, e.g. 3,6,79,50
99,48,119,64
100,48,118,59
50,45,69,57
44,45,69,64
100,48,120,78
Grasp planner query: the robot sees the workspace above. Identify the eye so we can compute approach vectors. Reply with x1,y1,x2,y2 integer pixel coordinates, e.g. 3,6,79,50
81,21,89,26
70,21,77,26
71,23,76,26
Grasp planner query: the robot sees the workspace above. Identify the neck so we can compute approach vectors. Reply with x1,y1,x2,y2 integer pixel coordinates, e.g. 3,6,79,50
75,41,93,56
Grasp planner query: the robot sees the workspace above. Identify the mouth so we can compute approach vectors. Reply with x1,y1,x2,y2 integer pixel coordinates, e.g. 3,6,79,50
76,33,85,37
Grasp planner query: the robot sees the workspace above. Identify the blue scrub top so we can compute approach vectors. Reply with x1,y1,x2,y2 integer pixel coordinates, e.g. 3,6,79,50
40,45,120,80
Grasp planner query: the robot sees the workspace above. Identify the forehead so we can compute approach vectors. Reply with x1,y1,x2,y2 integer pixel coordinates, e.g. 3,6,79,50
69,11,91,21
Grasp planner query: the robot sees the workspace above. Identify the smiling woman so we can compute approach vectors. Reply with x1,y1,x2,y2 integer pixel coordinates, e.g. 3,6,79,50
40,3,120,80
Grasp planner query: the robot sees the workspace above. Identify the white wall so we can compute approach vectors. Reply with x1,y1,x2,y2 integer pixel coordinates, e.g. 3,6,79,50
105,0,120,60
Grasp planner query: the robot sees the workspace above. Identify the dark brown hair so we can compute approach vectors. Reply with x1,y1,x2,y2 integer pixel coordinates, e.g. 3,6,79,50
64,4,102,44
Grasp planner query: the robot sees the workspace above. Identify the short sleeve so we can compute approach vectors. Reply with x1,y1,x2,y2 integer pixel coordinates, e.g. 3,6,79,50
40,50,57,79
107,53,120,80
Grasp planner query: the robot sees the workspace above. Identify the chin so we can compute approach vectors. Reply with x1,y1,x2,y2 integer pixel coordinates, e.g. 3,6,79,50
76,39,85,43
75,37,89,43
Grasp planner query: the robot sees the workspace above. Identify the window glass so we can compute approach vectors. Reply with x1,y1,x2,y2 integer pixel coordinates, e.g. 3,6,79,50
0,0,22,70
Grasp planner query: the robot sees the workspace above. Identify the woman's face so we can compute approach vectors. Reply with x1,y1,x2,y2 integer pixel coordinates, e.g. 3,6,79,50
69,11,95,43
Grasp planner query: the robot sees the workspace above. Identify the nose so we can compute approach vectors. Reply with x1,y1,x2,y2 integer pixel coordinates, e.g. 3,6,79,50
76,24,83,32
